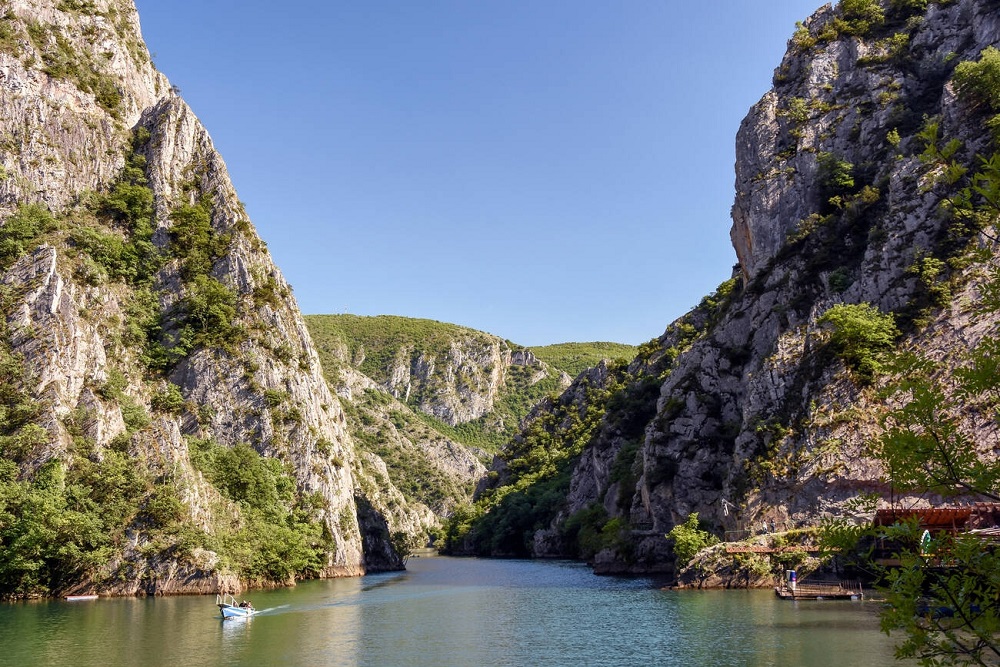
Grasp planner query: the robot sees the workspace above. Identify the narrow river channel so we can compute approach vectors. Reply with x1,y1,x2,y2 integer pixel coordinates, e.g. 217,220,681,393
0,555,901,667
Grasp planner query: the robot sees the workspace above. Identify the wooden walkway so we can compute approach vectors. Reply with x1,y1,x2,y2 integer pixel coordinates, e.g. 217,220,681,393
775,581,864,600
725,545,820,554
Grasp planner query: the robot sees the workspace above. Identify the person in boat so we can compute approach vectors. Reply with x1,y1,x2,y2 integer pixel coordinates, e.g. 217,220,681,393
239,600,253,609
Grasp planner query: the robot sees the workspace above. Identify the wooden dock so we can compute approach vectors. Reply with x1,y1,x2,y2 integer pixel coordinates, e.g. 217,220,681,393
775,581,863,600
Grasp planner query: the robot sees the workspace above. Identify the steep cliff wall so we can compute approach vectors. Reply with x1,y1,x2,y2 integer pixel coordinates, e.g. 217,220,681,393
0,0,415,597
617,0,1000,573
471,0,1000,574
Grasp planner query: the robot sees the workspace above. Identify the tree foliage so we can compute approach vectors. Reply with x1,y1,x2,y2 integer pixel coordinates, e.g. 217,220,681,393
859,286,1000,663
667,512,720,566
818,303,899,381
0,204,57,269
876,353,1000,502
954,47,1000,145
169,198,230,280
838,0,886,36
879,522,1000,666
187,438,329,581
954,47,1000,108
440,369,624,556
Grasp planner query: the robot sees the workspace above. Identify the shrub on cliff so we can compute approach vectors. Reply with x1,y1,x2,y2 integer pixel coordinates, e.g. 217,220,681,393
817,303,899,381
953,46,1000,143
837,0,885,36
0,204,57,269
667,512,719,566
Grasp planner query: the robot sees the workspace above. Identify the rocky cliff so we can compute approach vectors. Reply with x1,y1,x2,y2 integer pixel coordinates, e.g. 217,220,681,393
307,315,571,445
465,0,1000,574
0,0,420,597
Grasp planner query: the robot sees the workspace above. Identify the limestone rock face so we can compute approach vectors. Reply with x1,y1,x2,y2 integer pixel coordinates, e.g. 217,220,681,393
397,336,510,426
730,0,1000,280
0,0,167,214
334,362,487,517
507,0,1000,574
382,334,567,427
140,95,368,576
0,0,413,593
310,315,571,430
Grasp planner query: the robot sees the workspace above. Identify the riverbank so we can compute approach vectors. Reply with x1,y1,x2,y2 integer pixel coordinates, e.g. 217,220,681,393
670,528,833,590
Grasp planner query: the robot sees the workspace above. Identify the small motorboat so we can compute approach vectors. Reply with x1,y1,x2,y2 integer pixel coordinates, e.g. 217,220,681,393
216,593,257,619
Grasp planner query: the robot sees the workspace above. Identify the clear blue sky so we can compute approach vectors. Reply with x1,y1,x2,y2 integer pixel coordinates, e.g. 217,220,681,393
132,1,824,346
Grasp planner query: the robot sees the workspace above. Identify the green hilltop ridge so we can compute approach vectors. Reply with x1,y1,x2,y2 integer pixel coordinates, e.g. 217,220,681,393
306,314,489,386
305,314,639,380
529,342,640,378
306,315,635,455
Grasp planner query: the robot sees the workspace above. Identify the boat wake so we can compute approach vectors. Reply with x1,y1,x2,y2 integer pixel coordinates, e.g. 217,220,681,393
254,605,289,615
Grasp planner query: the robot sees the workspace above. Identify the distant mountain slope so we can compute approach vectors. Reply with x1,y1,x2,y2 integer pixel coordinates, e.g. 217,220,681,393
305,316,640,523
306,314,574,452
314,352,486,518
531,342,639,377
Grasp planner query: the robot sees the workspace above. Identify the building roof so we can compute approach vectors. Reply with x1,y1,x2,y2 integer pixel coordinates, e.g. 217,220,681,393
873,507,974,531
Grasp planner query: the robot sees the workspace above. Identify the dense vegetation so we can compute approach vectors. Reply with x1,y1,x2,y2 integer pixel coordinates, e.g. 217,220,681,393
667,513,720,566
441,367,625,557
185,438,331,582
817,303,899,382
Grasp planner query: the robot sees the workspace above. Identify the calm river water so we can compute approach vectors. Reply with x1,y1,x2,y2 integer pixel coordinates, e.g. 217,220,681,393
0,555,902,667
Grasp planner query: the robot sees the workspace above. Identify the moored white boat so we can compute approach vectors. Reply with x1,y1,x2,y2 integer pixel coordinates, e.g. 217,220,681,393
216,593,257,619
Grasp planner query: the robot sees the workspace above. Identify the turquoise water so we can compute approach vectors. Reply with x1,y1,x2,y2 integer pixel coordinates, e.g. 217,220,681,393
0,556,900,667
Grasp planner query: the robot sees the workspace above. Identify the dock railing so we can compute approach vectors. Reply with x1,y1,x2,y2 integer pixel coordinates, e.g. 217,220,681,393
776,580,864,600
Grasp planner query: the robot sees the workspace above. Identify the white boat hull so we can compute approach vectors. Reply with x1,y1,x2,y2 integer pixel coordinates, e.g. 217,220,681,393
219,604,256,619
216,593,256,619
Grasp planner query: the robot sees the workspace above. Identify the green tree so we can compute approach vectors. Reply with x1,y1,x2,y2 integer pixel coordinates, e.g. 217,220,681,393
869,342,1000,665
818,152,856,200
0,204,57,269
169,199,230,280
954,47,1000,111
667,512,719,566
817,303,899,381
839,0,885,35
890,0,927,12
182,274,240,349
